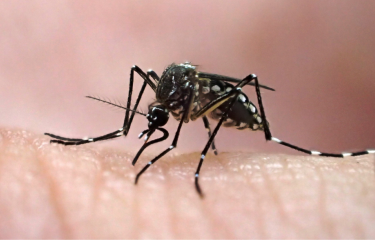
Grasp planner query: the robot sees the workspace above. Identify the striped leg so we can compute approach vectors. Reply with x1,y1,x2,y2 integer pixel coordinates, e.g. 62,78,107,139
202,116,218,155
134,83,195,184
194,76,255,197
45,129,124,145
271,137,375,157
123,66,157,135
134,120,182,184
239,73,375,158
45,66,157,145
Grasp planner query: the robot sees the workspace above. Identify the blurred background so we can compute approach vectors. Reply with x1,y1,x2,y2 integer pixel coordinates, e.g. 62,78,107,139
0,0,374,156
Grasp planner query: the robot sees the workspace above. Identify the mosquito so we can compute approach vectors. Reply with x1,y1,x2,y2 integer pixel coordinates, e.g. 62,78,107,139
45,62,375,197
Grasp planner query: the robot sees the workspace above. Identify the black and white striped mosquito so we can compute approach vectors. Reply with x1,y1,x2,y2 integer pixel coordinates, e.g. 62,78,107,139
45,62,375,197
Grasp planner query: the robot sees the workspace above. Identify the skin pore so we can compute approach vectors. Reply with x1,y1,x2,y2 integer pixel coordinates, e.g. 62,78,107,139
1,1,375,238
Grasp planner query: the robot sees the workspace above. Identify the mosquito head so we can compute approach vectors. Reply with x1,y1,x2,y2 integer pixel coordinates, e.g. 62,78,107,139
137,105,169,144
147,105,169,129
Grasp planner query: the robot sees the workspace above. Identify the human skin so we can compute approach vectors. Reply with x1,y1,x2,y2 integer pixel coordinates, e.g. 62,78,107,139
0,0,375,238
0,129,374,238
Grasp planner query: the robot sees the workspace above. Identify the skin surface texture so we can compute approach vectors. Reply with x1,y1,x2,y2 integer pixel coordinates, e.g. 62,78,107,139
0,128,374,238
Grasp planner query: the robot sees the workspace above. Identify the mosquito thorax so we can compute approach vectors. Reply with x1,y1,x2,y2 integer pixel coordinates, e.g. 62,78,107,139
147,105,169,129
156,63,197,110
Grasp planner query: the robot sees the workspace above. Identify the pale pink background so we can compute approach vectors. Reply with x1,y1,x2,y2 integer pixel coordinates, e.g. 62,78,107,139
1,0,375,155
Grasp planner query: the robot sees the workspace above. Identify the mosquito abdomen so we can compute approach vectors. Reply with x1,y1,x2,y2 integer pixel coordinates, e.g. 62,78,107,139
199,79,265,131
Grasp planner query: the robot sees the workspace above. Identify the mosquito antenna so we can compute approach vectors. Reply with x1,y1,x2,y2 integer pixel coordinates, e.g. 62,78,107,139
86,96,147,116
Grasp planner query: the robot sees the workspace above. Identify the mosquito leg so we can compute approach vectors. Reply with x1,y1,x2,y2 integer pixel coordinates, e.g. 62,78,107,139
45,129,123,145
146,69,160,82
123,66,157,135
215,74,272,141
124,69,159,135
194,86,243,197
45,65,157,146
270,137,375,157
132,128,169,166
241,74,375,157
202,116,218,155
134,119,182,184
134,83,195,184
192,75,267,196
